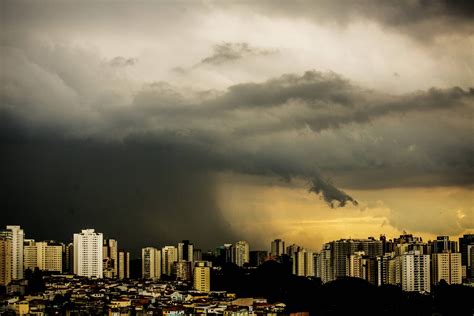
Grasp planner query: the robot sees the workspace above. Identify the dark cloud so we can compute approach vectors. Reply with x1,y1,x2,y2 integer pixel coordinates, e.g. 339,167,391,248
1,27,473,250
207,71,472,135
309,176,358,208
0,134,235,254
226,0,474,41
172,42,279,74
200,42,278,65
109,56,137,67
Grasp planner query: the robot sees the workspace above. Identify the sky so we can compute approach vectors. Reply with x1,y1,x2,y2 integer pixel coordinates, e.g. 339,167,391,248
1,0,473,255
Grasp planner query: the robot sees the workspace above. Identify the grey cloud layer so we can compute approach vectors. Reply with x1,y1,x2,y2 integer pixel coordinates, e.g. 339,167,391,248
1,1,473,248
228,0,474,40
2,41,473,193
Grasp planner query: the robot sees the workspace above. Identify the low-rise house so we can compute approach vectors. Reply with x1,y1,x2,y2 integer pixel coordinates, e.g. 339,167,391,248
170,291,185,302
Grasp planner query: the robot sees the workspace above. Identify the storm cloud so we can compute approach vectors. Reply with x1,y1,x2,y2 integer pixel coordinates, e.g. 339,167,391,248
1,0,473,250
2,41,472,197
227,0,474,41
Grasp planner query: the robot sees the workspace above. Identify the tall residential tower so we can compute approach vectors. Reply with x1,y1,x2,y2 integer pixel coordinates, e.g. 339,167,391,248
73,229,103,278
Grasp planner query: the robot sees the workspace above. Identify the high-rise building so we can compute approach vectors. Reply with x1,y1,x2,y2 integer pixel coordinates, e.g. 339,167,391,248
142,247,161,280
387,255,401,286
103,239,118,278
313,253,319,277
286,244,302,257
64,243,74,274
330,238,383,279
377,252,395,286
432,251,462,285
395,255,403,286
293,250,305,276
346,251,364,278
162,246,178,276
73,229,103,278
174,260,192,281
316,244,333,283
215,244,233,265
459,234,474,279
467,245,474,279
24,240,63,273
271,239,285,257
194,261,211,292
118,250,130,279
193,249,202,262
0,234,12,286
344,250,377,284
249,251,267,267
23,239,37,271
39,241,62,273
224,244,233,263
3,226,24,280
401,251,430,293
293,249,314,277
361,256,378,285
394,234,425,256
42,241,63,272
232,241,249,267
330,238,354,279
178,240,194,262
429,236,458,254
380,235,395,254
394,234,423,244
202,250,216,264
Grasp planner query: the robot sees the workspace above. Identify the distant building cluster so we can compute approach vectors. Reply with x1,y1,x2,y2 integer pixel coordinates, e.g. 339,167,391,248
0,225,473,314
283,234,468,294
1,227,131,287
141,240,250,293
309,235,465,293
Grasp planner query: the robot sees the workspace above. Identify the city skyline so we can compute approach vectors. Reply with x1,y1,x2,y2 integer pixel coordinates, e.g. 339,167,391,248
1,224,473,314
2,224,473,288
1,1,473,256
1,224,470,258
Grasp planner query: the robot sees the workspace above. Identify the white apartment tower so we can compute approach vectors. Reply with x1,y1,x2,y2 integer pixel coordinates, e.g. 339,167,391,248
401,251,430,293
73,229,103,278
432,251,462,285
233,241,250,267
142,247,161,280
4,226,24,280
